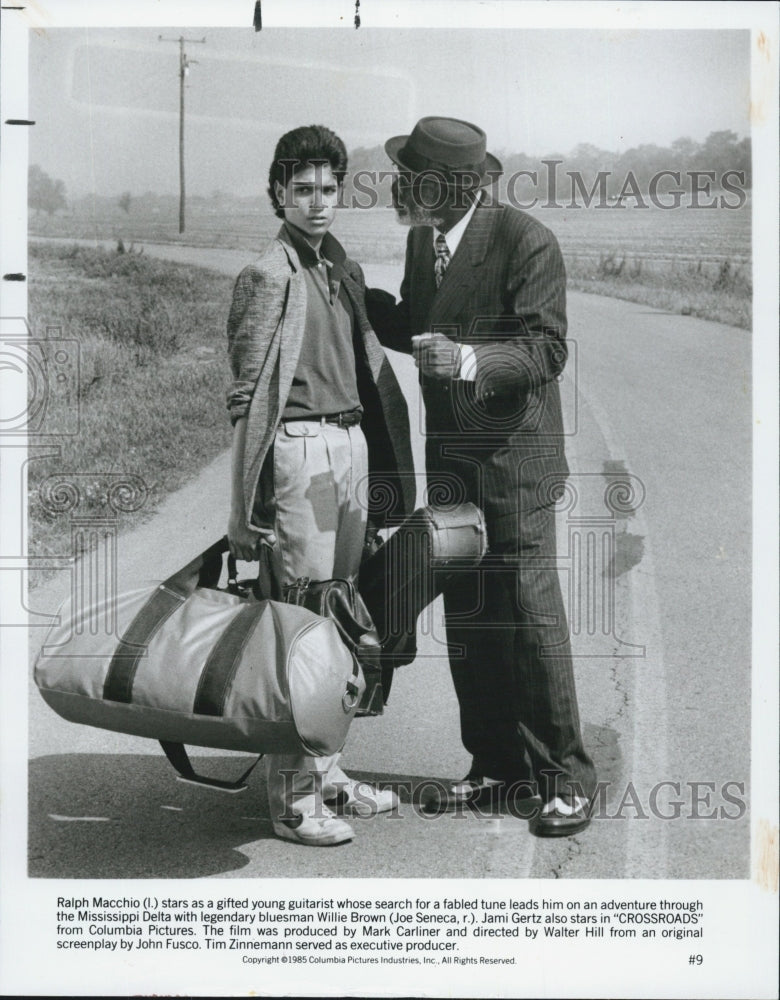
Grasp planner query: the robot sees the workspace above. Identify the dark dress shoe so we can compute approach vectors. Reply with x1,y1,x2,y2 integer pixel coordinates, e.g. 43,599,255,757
422,775,536,814
529,795,591,838
421,775,501,814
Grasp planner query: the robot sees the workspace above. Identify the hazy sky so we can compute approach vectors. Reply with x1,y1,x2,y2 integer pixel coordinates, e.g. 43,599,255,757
29,27,751,198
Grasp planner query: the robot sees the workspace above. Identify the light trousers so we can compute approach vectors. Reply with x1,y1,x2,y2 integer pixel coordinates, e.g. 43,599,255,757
252,419,368,819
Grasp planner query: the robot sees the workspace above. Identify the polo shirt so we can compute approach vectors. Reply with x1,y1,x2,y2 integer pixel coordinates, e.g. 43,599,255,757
279,222,361,420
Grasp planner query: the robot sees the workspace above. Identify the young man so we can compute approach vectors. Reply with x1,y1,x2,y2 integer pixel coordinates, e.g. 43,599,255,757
227,126,414,846
366,116,597,837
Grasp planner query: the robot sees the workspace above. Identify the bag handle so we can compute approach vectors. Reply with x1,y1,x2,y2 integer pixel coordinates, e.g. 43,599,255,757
226,553,252,598
163,537,231,598
159,741,262,793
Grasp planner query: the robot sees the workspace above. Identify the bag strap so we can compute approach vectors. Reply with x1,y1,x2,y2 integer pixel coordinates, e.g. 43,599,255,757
159,741,262,793
103,538,231,704
164,536,230,597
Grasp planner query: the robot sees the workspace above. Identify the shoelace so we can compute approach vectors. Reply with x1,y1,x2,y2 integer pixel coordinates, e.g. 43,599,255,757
319,805,338,820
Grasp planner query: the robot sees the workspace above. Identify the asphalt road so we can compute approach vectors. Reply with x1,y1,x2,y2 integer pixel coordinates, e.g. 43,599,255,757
27,244,751,880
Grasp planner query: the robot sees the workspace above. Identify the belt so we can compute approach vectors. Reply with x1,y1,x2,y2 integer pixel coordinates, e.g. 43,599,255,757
283,409,362,429
323,409,362,428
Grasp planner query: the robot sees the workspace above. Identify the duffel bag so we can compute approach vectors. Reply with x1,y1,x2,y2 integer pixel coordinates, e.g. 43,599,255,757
283,577,384,718
34,538,365,790
229,561,384,719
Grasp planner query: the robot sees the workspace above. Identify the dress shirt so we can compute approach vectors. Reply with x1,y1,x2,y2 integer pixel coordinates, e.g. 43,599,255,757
433,192,482,381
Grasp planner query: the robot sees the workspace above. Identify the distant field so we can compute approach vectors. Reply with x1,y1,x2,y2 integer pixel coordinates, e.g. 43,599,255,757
30,197,752,265
31,195,752,327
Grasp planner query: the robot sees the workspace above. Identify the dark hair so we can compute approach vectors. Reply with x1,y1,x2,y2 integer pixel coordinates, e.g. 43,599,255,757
267,125,348,218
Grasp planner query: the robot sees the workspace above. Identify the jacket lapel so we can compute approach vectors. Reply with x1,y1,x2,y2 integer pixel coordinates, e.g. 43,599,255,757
428,202,502,334
409,227,436,335
341,270,387,382
241,238,305,522
275,239,306,410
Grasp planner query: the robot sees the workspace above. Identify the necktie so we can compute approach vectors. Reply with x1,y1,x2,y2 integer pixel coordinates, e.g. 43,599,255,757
434,233,451,288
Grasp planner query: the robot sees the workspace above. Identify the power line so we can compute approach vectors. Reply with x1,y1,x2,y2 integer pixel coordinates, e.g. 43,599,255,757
158,35,206,234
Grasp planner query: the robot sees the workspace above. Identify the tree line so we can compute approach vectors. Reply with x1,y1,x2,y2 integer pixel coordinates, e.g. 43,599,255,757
29,131,751,214
345,130,751,199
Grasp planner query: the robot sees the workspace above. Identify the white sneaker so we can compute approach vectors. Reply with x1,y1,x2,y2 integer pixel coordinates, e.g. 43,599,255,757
325,779,399,818
272,806,354,846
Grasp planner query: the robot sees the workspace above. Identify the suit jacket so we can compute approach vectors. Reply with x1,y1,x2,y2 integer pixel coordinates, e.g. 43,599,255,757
227,230,415,527
366,200,569,542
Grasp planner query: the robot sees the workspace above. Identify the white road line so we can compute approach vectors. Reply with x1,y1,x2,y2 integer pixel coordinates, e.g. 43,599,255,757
575,381,670,877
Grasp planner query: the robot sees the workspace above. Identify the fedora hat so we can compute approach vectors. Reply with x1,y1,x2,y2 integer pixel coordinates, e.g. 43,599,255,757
385,116,502,186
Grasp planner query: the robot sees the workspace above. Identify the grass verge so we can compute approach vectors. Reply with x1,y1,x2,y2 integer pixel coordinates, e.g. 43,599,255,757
565,254,751,329
27,243,235,587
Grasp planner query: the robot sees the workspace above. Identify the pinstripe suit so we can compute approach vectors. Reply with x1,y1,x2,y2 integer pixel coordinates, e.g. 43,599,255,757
367,198,597,801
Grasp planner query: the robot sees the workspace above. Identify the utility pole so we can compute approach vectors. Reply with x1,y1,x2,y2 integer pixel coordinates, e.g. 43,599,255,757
159,34,205,234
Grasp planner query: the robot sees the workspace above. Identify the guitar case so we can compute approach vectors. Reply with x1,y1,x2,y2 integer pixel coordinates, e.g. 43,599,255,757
359,502,488,700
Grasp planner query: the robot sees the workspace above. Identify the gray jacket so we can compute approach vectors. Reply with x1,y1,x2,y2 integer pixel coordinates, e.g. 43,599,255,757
227,230,415,527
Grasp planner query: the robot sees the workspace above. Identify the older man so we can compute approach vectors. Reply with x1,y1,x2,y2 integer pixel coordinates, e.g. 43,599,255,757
366,116,597,836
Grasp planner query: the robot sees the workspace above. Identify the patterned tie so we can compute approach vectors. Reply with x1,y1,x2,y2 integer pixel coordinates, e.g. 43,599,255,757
434,233,451,288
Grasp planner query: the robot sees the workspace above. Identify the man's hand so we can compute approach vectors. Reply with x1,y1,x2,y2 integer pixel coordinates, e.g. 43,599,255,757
227,515,276,562
362,518,385,561
412,332,460,379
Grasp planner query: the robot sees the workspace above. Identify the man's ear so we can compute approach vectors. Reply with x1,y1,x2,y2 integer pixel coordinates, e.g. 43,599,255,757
274,181,287,211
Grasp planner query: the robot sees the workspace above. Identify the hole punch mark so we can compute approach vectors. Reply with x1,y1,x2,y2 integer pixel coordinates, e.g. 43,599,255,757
5,119,36,125
3,273,27,281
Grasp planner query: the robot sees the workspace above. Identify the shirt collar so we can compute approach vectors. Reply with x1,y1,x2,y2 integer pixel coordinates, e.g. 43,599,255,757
433,189,483,257
279,222,346,272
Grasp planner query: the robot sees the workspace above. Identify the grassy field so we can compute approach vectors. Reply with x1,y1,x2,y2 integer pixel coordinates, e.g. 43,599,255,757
27,243,235,584
565,252,751,329
32,194,752,329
